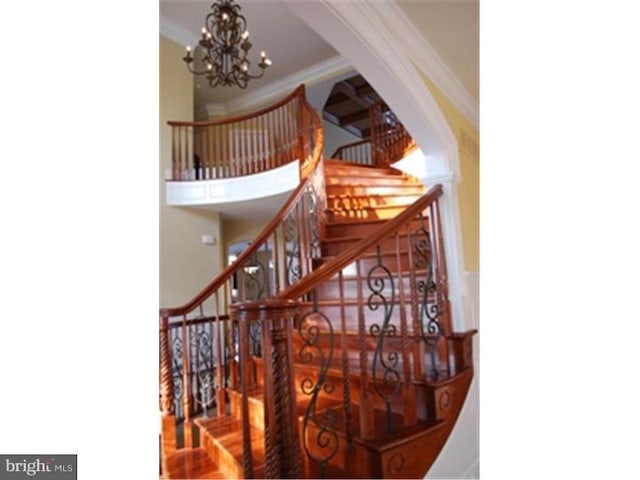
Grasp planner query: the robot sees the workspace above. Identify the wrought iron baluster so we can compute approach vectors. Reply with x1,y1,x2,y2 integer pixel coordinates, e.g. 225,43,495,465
367,245,400,433
243,250,266,300
298,292,338,478
284,211,301,285
412,211,443,381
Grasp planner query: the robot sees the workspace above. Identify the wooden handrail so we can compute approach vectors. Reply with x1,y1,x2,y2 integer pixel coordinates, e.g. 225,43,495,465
277,184,444,301
160,88,324,318
330,139,370,159
167,85,309,181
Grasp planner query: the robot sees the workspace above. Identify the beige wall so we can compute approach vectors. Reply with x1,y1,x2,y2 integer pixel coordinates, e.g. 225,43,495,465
159,34,224,308
223,220,268,255
420,75,479,273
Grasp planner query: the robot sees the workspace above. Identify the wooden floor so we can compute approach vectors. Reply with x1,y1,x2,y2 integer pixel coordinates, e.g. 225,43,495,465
162,447,225,479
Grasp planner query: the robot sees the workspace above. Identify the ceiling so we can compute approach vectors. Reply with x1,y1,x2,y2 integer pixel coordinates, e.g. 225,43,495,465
322,74,381,139
159,0,479,115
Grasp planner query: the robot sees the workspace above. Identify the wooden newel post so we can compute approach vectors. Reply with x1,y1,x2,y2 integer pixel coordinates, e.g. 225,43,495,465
233,299,303,479
160,316,174,416
159,315,177,470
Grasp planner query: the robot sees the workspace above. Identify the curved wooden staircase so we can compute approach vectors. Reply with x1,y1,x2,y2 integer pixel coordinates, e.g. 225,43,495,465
160,87,476,479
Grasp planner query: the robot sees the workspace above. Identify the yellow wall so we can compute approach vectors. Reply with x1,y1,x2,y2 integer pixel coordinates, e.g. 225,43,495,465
420,75,479,272
159,35,224,308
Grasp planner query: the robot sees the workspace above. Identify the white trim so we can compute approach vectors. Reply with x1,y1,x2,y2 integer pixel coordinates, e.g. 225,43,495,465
218,55,352,114
166,160,299,206
376,2,479,129
464,271,480,331
160,15,199,49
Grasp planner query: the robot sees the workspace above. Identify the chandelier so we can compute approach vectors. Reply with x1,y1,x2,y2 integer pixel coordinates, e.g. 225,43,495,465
183,0,272,89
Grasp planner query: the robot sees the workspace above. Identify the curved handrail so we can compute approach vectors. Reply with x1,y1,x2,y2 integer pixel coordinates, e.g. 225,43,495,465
160,88,324,318
331,139,372,165
167,85,308,181
277,184,444,301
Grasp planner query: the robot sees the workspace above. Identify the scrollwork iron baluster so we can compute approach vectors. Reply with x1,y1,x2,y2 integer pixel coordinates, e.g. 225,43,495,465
171,333,184,420
243,251,266,300
190,323,217,417
367,245,400,433
298,297,338,478
284,212,302,285
412,213,443,380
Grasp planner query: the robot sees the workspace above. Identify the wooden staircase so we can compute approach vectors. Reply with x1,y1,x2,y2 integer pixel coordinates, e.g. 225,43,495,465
161,160,476,479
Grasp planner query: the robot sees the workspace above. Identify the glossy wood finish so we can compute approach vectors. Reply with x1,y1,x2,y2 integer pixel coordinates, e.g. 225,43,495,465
162,448,225,479
160,91,477,479
168,86,307,181
369,100,416,168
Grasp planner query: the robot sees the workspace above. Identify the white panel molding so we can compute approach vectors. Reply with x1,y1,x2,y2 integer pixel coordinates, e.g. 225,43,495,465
375,2,479,129
166,160,299,206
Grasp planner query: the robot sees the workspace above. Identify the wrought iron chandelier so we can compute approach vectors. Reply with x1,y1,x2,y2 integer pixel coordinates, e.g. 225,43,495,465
183,0,272,89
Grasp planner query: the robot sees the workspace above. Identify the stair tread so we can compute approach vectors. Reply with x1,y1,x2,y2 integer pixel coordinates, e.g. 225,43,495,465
196,417,266,469
163,447,225,479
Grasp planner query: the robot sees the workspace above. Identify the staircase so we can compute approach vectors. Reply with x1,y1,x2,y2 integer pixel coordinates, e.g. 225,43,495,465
160,86,476,479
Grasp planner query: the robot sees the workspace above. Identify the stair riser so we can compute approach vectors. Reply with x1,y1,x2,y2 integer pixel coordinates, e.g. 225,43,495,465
325,175,418,188
301,302,416,329
315,251,418,274
326,205,410,222
327,194,421,211
326,184,425,197
292,364,430,421
325,217,426,239
322,233,416,257
313,272,430,301
324,162,405,178
198,430,242,479
229,390,264,431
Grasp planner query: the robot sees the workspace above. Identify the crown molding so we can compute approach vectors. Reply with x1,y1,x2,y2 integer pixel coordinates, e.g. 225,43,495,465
218,55,352,114
376,2,479,129
160,14,198,48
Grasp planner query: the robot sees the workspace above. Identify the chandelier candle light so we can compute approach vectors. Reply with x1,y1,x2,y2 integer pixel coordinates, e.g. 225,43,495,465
183,0,272,89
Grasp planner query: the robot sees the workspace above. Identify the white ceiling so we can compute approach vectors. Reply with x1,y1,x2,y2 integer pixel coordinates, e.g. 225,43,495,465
159,0,479,112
